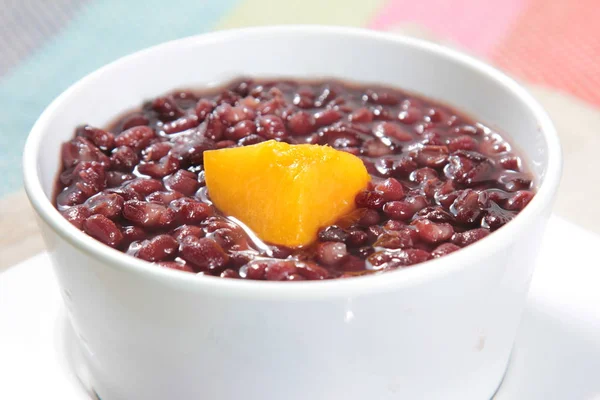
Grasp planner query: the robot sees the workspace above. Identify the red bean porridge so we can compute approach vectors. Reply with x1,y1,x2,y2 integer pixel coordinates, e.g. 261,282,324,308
54,78,535,280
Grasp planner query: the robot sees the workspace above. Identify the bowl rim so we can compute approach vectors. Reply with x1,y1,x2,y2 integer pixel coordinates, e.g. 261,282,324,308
22,25,562,299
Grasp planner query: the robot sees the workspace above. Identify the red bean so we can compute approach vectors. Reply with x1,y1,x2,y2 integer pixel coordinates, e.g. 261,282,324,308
314,85,337,107
195,99,216,121
397,106,422,124
106,171,135,188
451,228,490,247
364,89,399,106
384,220,405,231
85,193,124,219
410,168,438,184
346,229,369,247
72,161,107,197
339,255,366,272
125,178,164,197
265,261,297,281
317,242,348,266
374,178,405,201
425,107,449,124
169,198,212,224
115,126,155,151
292,88,315,109
349,108,373,123
244,261,268,280
111,146,139,172
506,190,534,211
393,156,418,177
451,189,483,224
215,140,236,149
62,137,109,169
414,206,454,223
383,196,427,221
120,114,150,131
164,170,200,196
202,114,225,141
162,115,200,134
256,114,287,139
256,97,286,115
287,111,315,136
215,104,255,126
152,96,184,121
172,90,198,109
146,190,184,205
83,214,123,248
397,249,433,266
172,225,205,243
204,216,238,233
453,124,481,136
225,120,256,141
448,135,478,152
136,234,178,262
373,121,412,142
499,155,521,171
481,209,514,230
318,226,348,242
56,179,94,209
421,130,444,146
356,209,381,227
220,269,240,279
212,227,244,250
61,205,91,229
431,243,461,258
238,134,265,146
123,200,175,229
296,262,329,280
77,125,115,151
374,231,413,249
180,236,229,272
413,219,454,243
314,109,342,127
363,139,394,157
159,261,196,273
415,145,449,168
121,225,147,244
355,190,386,210
137,155,180,178
215,89,241,106
368,248,431,269
365,225,384,243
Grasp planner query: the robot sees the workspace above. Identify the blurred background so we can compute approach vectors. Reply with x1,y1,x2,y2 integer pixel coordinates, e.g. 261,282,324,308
1,0,598,267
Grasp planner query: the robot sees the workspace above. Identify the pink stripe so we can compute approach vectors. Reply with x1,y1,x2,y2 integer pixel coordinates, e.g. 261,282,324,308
369,0,529,56
491,0,600,106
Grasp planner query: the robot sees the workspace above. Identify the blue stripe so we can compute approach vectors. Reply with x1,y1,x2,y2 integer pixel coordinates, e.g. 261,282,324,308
1,0,90,76
0,0,239,196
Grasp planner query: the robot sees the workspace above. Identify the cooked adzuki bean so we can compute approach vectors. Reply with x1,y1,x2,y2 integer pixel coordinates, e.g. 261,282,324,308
54,78,534,280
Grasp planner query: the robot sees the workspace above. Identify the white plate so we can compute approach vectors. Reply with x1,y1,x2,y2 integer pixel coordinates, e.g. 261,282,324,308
1,216,599,400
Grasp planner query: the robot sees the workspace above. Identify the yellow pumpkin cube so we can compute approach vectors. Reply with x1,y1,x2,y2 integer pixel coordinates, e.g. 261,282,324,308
204,140,370,247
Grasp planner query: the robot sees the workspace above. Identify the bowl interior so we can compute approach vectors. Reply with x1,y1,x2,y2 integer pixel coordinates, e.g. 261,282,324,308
32,28,550,200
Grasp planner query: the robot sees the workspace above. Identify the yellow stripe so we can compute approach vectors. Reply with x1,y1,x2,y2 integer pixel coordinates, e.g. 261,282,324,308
215,0,386,29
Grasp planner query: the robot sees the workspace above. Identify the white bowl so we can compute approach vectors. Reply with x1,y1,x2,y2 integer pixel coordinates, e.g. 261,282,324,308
23,26,561,400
